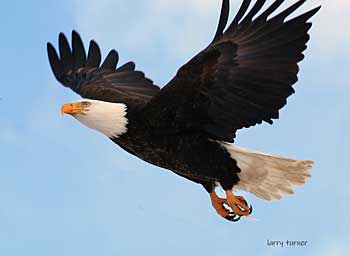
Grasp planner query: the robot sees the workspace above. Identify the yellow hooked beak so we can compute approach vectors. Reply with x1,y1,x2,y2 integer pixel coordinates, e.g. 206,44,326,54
61,103,84,116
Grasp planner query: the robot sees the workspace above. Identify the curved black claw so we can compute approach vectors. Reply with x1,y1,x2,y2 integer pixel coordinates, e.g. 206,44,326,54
249,205,253,214
225,213,241,222
223,200,253,222
241,199,253,215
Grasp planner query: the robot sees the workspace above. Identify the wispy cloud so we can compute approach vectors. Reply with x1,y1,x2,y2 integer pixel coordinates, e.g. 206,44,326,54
72,0,337,55
320,243,350,256
72,0,345,78
73,0,221,58
309,0,350,56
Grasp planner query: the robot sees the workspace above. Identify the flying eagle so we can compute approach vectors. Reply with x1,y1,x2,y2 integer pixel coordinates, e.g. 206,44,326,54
47,0,320,222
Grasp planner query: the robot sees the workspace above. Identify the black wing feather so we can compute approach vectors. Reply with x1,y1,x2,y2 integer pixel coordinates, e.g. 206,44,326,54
48,31,160,107
272,0,308,22
213,0,230,42
145,0,320,142
100,50,119,70
47,43,63,81
59,33,74,74
226,0,252,33
240,0,267,25
117,62,136,72
256,0,285,22
72,31,86,70
86,40,101,68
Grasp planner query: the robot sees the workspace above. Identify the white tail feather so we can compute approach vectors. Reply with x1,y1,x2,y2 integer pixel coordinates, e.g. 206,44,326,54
220,142,314,201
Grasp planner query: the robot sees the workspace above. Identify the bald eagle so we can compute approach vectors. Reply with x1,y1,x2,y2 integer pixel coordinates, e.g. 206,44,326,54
47,0,320,222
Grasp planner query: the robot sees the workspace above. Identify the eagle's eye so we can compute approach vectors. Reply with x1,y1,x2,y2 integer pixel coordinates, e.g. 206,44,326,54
81,101,91,108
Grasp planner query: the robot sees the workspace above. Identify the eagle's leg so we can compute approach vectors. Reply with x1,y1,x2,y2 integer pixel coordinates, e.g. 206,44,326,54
225,190,252,217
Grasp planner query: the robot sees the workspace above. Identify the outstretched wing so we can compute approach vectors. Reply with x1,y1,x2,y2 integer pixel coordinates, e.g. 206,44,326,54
145,0,320,142
47,31,160,107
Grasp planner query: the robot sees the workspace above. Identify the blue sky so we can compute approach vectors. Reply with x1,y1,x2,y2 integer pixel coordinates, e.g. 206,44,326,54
0,0,349,255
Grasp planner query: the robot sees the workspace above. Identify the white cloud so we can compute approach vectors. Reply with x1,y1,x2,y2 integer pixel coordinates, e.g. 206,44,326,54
73,0,222,57
320,243,350,256
308,0,350,56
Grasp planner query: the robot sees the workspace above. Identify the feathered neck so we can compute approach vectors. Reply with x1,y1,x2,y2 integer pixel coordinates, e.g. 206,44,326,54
74,100,128,138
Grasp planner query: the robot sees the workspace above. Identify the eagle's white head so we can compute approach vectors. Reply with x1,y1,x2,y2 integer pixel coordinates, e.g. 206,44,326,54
61,99,128,138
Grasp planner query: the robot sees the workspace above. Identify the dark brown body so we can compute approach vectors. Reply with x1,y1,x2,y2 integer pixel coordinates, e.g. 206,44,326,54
113,110,240,192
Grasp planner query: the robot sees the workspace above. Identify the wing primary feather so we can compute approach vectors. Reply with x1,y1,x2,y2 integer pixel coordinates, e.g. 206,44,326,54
101,50,119,70
212,0,230,42
226,0,251,33
240,0,267,25
86,40,101,68
59,33,74,73
117,61,136,72
47,43,64,81
285,5,321,24
255,0,285,22
72,30,86,70
270,0,307,22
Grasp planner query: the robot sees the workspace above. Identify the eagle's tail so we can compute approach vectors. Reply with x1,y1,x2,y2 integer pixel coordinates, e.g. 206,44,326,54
220,142,314,201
